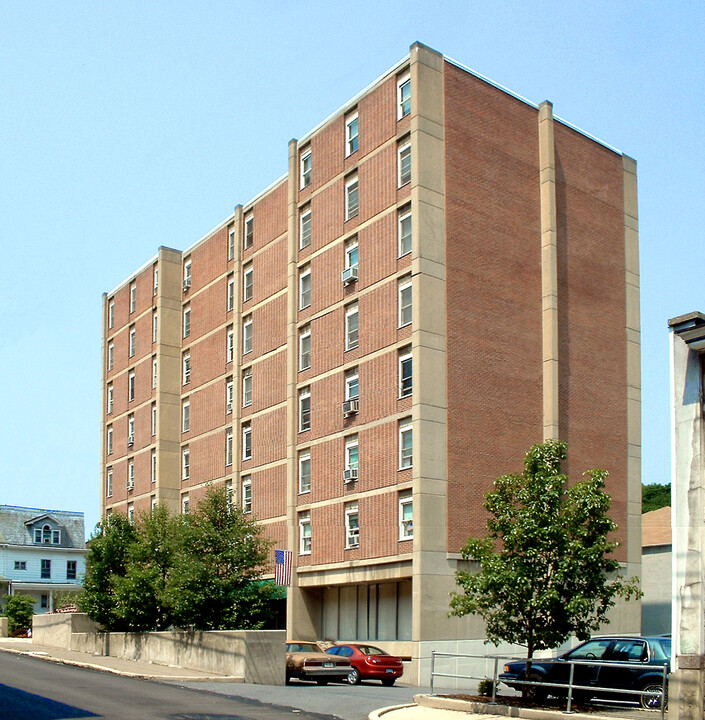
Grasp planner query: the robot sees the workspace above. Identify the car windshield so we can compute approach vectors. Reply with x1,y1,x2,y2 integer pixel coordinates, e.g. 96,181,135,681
566,639,612,660
355,645,387,655
288,643,320,653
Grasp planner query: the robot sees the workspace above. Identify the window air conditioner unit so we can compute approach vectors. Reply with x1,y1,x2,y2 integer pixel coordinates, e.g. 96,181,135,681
343,468,358,483
342,399,359,416
182,278,191,290
126,480,134,491
226,402,233,414
341,266,358,285
127,435,134,447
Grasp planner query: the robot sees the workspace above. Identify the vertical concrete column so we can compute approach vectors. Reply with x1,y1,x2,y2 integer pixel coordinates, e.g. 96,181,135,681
230,207,244,494
100,293,108,519
538,101,559,442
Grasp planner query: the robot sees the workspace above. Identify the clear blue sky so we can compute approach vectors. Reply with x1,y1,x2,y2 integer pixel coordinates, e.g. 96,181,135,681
1,2,703,536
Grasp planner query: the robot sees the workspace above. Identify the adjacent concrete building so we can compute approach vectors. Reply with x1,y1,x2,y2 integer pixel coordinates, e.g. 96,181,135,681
641,505,672,636
101,43,641,683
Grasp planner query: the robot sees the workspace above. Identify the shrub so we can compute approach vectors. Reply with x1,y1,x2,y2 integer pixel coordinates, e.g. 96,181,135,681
478,679,495,697
3,594,35,635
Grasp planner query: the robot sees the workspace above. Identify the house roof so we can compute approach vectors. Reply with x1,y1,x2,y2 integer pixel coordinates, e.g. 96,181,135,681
0,505,85,548
642,506,671,548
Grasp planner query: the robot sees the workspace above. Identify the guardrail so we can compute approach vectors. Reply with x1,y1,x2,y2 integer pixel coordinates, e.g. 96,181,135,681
429,651,668,719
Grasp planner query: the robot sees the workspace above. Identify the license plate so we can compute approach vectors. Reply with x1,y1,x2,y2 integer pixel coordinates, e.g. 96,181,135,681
323,662,334,668
386,669,394,673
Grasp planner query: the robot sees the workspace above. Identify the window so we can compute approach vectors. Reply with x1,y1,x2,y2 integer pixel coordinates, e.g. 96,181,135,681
345,368,359,399
182,400,190,433
108,300,114,329
183,259,192,288
299,387,311,432
151,450,156,483
127,414,135,444
345,303,359,350
226,480,234,509
345,175,359,220
106,426,113,455
153,266,159,294
107,383,113,414
299,266,311,309
183,306,191,338
398,73,411,119
14,561,26,571
183,353,191,385
244,214,254,249
398,207,412,256
243,264,253,302
108,343,114,371
242,368,252,407
242,423,252,460
128,459,135,488
152,356,157,388
345,502,359,548
151,496,157,513
41,594,49,609
242,316,253,354
226,379,234,414
228,227,235,260
182,495,190,515
345,237,359,271
226,428,233,466
130,283,136,313
299,326,311,371
345,435,359,473
346,112,359,156
182,447,190,480
242,475,252,513
129,326,136,357
399,349,412,397
227,275,235,311
128,371,135,401
41,559,51,579
52,529,60,544
66,560,77,580
399,491,413,539
299,450,311,494
300,207,312,249
398,140,411,186
399,419,413,468
128,504,134,524
399,276,412,327
106,467,113,497
227,325,234,362
300,148,312,188
152,312,158,343
299,511,311,554
151,402,157,435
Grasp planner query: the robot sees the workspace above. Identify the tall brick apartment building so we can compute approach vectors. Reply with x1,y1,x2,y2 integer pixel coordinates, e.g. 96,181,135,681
101,43,641,682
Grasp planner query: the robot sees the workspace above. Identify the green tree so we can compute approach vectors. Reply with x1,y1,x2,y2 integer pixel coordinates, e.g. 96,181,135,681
3,594,35,635
449,440,641,662
642,483,670,513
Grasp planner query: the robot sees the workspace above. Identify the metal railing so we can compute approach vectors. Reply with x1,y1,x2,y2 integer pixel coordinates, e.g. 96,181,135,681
430,650,668,719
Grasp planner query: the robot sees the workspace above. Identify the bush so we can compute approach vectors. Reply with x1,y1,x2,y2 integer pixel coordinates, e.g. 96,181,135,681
3,594,35,635
478,679,496,697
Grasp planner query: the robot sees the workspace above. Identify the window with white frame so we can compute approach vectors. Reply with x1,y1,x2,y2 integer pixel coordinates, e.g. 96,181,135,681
129,326,136,357
106,467,113,497
242,422,252,460
228,227,235,260
243,264,253,302
345,502,359,548
128,504,134,524
399,349,412,397
128,371,135,402
226,378,233,414
107,383,113,414
399,491,413,539
300,207,312,249
398,140,411,186
398,206,412,256
108,300,114,329
151,496,157,513
130,283,136,313
345,368,359,399
244,214,254,249
182,447,190,480
227,274,235,311
65,560,76,580
227,325,234,362
299,325,311,371
346,112,359,156
299,266,311,309
182,494,190,515
183,258,192,288
127,459,135,488
153,265,158,294
300,148,312,188
299,387,311,432
15,561,27,571
152,312,158,343
299,450,311,493
41,558,51,579
398,276,412,327
151,450,156,483
242,316,253,354
108,343,114,371
182,400,190,433
183,306,191,338
242,367,252,407
183,353,191,385
345,237,359,271
345,434,359,472
345,175,359,220
397,73,411,119
242,475,252,513
345,303,359,350
299,511,311,554
151,402,157,435
226,479,234,509
226,428,233,466
399,418,413,469
152,357,157,388
127,414,135,444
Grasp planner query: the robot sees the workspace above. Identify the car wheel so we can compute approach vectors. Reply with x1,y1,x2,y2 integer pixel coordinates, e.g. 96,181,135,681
348,668,361,685
525,672,548,701
639,681,667,710
381,678,396,687
315,678,329,685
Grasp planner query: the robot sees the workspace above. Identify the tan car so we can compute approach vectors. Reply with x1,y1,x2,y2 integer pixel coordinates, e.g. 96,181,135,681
285,642,352,684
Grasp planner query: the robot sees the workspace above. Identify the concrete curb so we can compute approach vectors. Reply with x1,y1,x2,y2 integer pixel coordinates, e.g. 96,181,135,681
369,703,417,720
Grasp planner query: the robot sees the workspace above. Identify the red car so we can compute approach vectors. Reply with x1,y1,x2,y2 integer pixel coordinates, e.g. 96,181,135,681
325,644,403,686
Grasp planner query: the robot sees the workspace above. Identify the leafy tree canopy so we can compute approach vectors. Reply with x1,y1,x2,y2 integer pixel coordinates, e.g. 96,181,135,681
449,440,641,658
642,483,670,513
2,594,35,635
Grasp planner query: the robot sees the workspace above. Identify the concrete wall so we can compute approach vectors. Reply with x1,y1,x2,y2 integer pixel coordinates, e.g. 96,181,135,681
642,545,672,636
32,612,99,648
0,617,7,637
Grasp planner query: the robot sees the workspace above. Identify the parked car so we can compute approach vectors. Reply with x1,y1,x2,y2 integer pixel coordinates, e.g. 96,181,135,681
499,636,671,710
285,642,352,684
325,643,404,686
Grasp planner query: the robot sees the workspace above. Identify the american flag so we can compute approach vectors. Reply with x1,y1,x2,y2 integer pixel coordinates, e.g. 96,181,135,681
274,549,292,586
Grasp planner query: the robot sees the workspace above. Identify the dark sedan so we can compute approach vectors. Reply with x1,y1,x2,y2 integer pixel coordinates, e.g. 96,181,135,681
499,636,670,710
325,644,404,685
